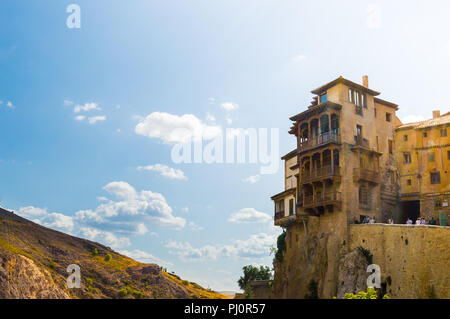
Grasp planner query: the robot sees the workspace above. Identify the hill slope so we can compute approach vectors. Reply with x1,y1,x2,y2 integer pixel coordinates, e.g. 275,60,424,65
0,207,225,299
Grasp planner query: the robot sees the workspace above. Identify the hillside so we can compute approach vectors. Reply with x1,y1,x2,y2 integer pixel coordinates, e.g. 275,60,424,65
0,207,226,299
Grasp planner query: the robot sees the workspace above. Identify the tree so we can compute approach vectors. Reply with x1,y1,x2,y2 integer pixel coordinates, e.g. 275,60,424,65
237,265,273,291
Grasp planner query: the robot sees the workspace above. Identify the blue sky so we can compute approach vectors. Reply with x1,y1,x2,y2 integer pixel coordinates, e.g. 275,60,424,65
1,0,449,291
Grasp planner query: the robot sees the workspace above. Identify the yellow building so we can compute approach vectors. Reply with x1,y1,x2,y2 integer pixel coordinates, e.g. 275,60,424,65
272,76,400,226
396,111,450,223
272,76,449,226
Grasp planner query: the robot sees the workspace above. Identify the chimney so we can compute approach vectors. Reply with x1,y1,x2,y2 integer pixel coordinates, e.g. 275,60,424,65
362,75,369,88
433,110,440,119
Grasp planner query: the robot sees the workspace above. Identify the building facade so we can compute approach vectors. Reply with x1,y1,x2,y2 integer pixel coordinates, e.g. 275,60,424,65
272,76,449,226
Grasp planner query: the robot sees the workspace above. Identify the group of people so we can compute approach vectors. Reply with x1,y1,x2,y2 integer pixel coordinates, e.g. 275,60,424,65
355,216,437,225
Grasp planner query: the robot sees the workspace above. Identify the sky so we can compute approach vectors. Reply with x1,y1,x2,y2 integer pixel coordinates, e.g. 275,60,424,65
1,0,450,291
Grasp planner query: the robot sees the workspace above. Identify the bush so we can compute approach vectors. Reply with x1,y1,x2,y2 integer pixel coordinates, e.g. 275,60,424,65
118,288,128,297
274,231,286,262
341,287,390,299
104,254,112,262
357,246,373,264
48,261,56,270
92,248,99,256
181,280,189,286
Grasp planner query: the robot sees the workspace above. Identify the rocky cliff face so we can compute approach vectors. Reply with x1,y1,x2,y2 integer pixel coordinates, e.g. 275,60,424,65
0,207,225,299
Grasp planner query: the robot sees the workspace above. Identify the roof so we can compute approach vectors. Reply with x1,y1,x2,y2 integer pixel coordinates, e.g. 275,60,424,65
281,149,297,160
311,76,380,96
374,97,398,110
289,101,342,122
271,188,296,200
396,113,450,131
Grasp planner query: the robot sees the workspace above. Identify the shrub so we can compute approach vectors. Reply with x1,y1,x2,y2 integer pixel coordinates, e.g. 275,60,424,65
341,287,390,299
118,288,128,297
274,231,286,262
104,254,112,262
92,248,99,256
357,246,373,264
181,280,189,286
48,261,56,270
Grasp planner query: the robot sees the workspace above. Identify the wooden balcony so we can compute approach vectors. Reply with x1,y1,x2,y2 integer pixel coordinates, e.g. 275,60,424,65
299,132,340,153
353,168,380,184
302,165,341,184
303,191,342,210
274,210,285,221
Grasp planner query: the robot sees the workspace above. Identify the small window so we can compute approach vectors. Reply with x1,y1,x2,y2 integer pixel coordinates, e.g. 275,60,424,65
289,199,294,215
428,152,435,162
423,131,428,138
403,135,408,141
407,179,412,186
356,125,362,137
386,113,391,122
355,92,360,106
388,140,393,154
430,172,441,184
441,128,447,137
361,94,367,108
403,153,411,164
374,108,377,117
320,93,327,103
349,89,355,103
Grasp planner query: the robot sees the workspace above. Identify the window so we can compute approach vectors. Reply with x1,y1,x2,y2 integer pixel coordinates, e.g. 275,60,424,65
430,172,441,184
423,131,427,138
276,200,284,213
404,153,411,164
374,108,377,117
386,113,391,122
361,94,367,108
407,179,412,186
403,135,408,141
356,125,362,139
441,128,447,137
289,199,294,215
349,89,355,103
388,139,393,154
320,93,327,103
428,152,435,162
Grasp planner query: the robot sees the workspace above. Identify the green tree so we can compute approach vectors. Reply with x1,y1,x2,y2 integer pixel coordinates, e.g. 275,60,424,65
237,265,273,291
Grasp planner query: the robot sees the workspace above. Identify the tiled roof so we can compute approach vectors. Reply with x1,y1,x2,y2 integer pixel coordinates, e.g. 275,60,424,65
397,113,450,130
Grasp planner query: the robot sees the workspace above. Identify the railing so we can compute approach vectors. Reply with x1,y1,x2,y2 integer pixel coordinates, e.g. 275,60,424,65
354,136,369,148
353,168,380,184
303,192,341,207
274,211,285,220
355,106,363,116
302,165,340,183
299,132,340,152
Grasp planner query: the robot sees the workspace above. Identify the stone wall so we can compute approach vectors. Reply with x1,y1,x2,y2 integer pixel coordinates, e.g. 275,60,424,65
349,224,450,298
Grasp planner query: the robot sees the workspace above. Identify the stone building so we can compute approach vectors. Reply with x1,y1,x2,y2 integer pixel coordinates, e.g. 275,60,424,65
269,76,450,299
396,111,450,224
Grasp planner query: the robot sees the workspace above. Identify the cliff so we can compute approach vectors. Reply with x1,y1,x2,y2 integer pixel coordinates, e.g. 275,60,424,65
0,207,225,299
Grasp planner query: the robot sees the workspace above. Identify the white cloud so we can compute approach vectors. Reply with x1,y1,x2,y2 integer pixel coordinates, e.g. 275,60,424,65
88,115,106,124
80,227,131,249
220,102,239,111
6,101,14,108
188,221,204,231
74,102,101,113
226,117,233,125
166,232,277,262
135,112,222,143
401,114,426,124
137,164,187,180
74,115,86,121
366,4,382,29
291,54,306,63
63,100,74,106
17,206,47,218
242,174,260,184
76,181,186,230
40,213,74,233
206,112,216,123
228,208,271,224
208,98,216,104
119,249,173,266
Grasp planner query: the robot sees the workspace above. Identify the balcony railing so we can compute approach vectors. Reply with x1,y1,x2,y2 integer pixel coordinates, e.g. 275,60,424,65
299,132,340,152
303,191,341,208
353,168,380,184
354,136,369,148
274,211,285,220
302,165,340,184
